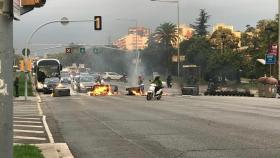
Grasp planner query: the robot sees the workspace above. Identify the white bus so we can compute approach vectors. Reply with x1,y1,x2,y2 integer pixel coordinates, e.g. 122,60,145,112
33,59,62,91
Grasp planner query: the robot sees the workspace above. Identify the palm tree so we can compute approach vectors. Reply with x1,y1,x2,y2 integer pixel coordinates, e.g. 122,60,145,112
154,23,178,48
153,23,178,74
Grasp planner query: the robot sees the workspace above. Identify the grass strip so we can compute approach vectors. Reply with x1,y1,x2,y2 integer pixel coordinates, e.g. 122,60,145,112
14,144,44,158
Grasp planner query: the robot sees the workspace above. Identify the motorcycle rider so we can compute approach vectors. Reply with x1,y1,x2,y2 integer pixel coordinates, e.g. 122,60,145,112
152,76,163,94
166,75,172,88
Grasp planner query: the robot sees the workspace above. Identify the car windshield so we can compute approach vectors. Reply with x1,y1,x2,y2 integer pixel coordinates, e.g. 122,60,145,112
45,78,60,84
80,76,94,82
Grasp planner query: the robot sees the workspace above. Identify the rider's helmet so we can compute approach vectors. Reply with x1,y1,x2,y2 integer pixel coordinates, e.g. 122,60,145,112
155,76,160,80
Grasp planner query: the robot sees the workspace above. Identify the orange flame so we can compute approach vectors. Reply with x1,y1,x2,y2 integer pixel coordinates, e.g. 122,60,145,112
91,84,114,96
131,90,142,96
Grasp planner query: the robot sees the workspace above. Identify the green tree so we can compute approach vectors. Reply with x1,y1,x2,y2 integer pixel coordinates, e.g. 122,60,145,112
207,50,243,82
153,22,178,74
210,28,240,52
190,9,210,37
154,22,178,48
180,36,214,80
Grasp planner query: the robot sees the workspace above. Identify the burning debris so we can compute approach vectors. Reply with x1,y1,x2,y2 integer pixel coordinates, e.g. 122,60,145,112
88,84,118,96
126,87,145,96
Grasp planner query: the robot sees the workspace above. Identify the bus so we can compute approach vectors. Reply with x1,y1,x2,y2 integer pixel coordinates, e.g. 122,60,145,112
33,59,62,91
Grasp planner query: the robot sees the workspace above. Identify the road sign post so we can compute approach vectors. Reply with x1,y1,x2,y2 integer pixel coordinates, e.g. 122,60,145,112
265,54,276,65
266,54,276,76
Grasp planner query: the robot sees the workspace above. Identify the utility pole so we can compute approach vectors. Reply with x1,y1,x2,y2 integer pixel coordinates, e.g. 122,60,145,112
278,0,280,79
0,0,13,157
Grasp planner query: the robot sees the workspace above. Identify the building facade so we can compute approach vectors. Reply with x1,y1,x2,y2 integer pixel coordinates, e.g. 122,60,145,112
114,27,150,51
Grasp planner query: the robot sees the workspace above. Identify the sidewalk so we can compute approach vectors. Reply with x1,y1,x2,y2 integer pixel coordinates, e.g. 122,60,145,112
13,96,74,158
37,143,74,158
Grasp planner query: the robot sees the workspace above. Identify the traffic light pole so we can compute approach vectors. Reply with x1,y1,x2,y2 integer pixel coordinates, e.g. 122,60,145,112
24,19,97,100
0,0,13,157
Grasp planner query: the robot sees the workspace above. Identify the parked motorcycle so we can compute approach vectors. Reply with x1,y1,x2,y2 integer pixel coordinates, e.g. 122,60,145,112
146,83,163,101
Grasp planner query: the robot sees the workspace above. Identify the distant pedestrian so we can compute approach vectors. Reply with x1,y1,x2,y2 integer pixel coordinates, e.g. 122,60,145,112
138,75,144,94
14,76,19,97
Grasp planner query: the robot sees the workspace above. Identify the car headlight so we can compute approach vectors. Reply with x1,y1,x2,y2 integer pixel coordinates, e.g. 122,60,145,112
38,82,44,89
80,83,85,88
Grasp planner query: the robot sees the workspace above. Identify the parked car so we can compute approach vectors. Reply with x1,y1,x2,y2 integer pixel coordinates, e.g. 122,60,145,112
102,72,123,80
43,77,60,94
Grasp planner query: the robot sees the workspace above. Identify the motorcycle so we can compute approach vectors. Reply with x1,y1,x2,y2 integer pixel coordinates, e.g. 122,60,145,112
146,83,163,101
120,75,128,83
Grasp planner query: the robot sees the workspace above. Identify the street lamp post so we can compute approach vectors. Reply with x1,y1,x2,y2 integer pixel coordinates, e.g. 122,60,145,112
24,18,97,100
151,0,180,77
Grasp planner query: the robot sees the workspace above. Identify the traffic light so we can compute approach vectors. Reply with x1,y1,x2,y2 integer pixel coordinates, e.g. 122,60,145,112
21,0,46,8
94,16,102,30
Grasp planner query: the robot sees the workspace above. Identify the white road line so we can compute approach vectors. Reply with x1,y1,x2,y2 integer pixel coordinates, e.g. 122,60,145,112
14,129,44,134
14,107,38,109
14,105,37,107
14,120,42,124
43,115,54,143
14,115,41,117
14,112,39,115
14,136,46,141
37,100,43,115
14,117,41,120
14,124,43,128
14,110,38,113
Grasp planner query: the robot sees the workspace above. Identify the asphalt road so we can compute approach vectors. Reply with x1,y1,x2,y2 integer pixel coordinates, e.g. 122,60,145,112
41,93,280,158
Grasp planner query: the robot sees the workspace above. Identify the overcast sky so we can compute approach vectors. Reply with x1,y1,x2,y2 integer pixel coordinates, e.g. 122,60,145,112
14,0,277,54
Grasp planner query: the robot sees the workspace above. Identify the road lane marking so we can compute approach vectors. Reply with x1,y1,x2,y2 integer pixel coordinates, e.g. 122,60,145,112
14,124,43,128
14,120,42,124
37,100,43,115
14,117,41,120
14,129,44,134
14,115,41,117
14,136,46,141
14,110,38,112
43,115,54,143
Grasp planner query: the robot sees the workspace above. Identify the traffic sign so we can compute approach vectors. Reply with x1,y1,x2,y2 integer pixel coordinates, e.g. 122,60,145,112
80,47,86,54
269,44,278,56
93,48,98,54
22,48,30,56
65,48,72,54
265,54,276,65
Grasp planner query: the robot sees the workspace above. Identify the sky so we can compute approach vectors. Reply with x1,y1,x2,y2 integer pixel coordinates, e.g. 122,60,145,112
14,0,278,55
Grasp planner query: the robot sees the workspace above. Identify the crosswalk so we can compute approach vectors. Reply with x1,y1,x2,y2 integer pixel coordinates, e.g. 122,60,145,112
13,99,49,144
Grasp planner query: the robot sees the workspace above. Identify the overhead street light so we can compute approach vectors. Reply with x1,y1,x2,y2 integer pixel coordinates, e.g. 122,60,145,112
150,0,180,77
